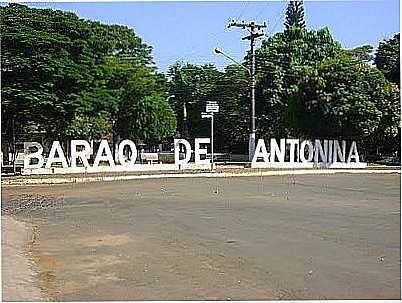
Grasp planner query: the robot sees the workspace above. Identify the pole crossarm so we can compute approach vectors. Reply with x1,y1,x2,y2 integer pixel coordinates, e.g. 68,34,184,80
227,21,267,30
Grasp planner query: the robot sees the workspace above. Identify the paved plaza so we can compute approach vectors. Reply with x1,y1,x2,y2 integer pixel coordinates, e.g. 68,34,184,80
2,173,400,300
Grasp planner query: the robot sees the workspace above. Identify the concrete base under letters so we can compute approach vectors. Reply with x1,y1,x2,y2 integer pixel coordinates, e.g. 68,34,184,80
22,163,215,175
250,162,367,169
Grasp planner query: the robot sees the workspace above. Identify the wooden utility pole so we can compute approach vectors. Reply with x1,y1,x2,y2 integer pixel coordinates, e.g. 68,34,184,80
227,20,266,161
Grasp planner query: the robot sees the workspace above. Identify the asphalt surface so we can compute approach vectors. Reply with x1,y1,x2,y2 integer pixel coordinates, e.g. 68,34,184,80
2,173,400,300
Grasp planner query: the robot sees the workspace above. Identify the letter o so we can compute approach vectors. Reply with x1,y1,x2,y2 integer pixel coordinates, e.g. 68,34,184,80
118,140,137,166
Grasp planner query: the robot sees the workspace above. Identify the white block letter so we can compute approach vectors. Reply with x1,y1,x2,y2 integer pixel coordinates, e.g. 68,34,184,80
45,141,68,168
328,140,333,163
332,140,346,163
71,140,91,168
24,142,45,169
118,139,137,166
174,139,192,164
347,141,360,163
300,140,314,163
252,139,269,163
195,138,210,164
314,139,328,163
286,139,299,163
270,138,286,162
93,140,115,167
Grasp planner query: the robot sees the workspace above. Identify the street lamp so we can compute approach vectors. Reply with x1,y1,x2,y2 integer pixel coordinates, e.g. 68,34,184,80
214,47,255,161
214,48,250,74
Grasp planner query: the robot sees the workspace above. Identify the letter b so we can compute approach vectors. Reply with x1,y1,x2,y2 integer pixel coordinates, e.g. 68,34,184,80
24,142,45,169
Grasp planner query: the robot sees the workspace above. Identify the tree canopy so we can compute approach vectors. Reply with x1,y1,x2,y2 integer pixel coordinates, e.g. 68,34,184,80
295,53,400,154
255,26,342,138
1,3,176,146
167,25,400,157
1,3,400,160
374,33,400,85
167,63,249,153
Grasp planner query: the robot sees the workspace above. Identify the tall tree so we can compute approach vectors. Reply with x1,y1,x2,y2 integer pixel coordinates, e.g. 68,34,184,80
295,53,400,155
1,4,176,149
255,26,342,138
374,33,400,85
284,0,305,29
255,23,400,156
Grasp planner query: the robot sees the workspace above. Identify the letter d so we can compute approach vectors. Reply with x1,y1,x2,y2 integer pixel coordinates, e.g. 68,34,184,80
174,139,191,164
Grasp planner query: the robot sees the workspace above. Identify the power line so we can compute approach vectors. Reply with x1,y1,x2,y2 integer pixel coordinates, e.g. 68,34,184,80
267,1,288,36
255,1,270,20
235,1,250,21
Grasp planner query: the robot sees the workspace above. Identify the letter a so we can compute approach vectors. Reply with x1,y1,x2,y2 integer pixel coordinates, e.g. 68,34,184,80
46,141,69,168
252,139,269,163
347,141,360,163
93,140,115,167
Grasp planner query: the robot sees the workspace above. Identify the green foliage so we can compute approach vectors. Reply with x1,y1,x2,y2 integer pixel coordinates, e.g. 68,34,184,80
345,45,373,63
284,0,306,29
374,33,400,85
168,62,249,152
255,26,342,138
119,92,177,143
254,25,400,155
1,3,176,145
295,55,400,153
2,3,399,158
65,112,112,139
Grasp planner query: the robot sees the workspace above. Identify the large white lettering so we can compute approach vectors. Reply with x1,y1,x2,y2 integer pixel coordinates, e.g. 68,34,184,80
194,138,210,164
174,139,192,164
21,137,365,174
252,139,269,163
45,141,68,168
347,141,360,163
252,138,363,167
117,139,137,166
270,138,286,163
24,142,45,169
93,140,115,167
71,140,91,168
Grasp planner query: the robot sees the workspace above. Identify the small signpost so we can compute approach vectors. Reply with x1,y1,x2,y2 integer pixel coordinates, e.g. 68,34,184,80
202,101,219,169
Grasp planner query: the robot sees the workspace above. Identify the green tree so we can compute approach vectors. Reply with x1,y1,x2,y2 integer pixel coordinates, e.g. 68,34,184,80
346,45,373,63
284,0,306,29
255,23,400,155
168,62,250,153
1,3,176,149
295,54,400,155
255,26,342,138
117,65,176,143
374,33,400,85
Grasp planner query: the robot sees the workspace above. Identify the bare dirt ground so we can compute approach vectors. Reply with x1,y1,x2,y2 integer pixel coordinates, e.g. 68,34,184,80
2,173,400,300
1,216,44,301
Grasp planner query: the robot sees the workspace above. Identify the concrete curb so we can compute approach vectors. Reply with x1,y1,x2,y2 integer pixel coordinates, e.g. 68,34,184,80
2,169,400,187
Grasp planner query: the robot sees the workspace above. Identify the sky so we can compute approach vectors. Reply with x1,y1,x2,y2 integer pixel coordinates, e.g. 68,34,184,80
8,1,401,73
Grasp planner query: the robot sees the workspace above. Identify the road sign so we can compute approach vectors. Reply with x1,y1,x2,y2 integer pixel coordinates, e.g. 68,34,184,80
201,112,213,119
206,101,219,113
206,105,219,113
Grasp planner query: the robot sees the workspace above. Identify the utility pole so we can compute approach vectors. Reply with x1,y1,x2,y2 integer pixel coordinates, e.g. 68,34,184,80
227,20,266,161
